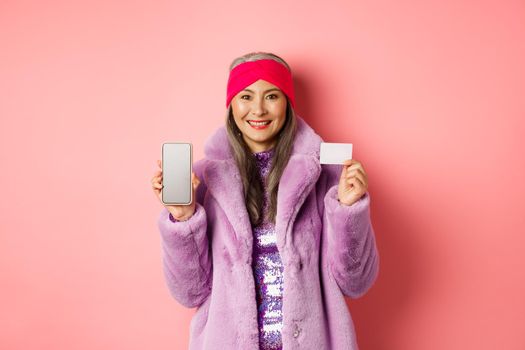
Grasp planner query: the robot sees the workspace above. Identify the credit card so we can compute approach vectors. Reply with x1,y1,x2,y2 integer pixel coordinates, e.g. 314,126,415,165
319,142,353,164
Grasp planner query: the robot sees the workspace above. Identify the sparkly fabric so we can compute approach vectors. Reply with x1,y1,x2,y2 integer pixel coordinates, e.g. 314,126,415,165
251,147,284,350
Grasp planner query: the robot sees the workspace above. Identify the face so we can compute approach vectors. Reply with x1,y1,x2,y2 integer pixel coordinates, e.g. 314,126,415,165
230,79,288,153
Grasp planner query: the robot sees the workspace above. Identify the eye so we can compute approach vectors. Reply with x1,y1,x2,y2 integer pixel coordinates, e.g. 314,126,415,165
240,95,250,100
267,94,278,99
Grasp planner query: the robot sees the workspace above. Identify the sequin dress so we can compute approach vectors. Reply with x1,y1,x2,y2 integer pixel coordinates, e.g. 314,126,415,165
252,147,284,350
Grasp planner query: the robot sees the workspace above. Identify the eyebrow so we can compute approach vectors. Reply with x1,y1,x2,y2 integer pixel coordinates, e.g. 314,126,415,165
241,88,281,93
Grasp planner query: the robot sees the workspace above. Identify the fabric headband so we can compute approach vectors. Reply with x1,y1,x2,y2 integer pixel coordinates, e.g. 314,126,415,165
226,59,295,109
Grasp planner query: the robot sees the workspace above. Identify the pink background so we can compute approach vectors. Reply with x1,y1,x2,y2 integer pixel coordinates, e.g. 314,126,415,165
1,0,524,349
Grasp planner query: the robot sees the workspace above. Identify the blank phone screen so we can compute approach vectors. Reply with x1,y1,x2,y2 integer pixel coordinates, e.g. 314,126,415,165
162,143,192,205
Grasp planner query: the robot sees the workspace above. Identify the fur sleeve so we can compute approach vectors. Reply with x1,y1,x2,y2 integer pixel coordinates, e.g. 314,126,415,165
319,164,380,299
156,159,212,308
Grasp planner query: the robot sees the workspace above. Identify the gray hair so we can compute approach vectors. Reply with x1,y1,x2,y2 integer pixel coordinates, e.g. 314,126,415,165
229,51,292,72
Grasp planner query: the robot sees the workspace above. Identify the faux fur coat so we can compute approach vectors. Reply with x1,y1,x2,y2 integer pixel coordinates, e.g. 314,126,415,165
157,115,380,349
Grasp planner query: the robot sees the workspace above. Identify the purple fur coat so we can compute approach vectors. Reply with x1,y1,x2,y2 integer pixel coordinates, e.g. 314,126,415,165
157,115,380,349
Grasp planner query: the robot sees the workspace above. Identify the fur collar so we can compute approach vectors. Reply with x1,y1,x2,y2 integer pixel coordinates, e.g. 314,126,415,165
202,115,323,262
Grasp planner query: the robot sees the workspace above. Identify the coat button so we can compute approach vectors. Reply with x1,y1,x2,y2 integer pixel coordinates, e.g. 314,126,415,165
293,325,301,338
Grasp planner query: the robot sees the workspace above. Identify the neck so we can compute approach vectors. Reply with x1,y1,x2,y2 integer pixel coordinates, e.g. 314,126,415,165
244,138,276,153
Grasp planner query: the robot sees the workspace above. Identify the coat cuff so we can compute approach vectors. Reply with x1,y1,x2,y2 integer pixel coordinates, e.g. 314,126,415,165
158,202,206,243
324,185,370,220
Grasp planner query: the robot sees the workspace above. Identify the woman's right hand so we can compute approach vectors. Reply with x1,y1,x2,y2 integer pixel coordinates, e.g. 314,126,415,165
151,159,201,221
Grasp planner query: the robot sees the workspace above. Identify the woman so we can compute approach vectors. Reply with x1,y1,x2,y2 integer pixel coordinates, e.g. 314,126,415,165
151,52,379,350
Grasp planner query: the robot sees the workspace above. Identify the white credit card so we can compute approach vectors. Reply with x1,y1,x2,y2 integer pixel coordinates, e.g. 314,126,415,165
320,142,353,164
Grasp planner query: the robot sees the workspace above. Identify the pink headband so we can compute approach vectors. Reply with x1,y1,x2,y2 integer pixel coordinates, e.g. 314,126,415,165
226,59,295,109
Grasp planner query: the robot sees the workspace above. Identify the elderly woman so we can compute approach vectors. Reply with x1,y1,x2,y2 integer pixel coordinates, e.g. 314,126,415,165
151,52,379,350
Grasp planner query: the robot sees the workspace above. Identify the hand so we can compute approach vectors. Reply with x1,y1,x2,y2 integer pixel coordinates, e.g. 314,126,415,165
151,159,201,221
337,159,368,206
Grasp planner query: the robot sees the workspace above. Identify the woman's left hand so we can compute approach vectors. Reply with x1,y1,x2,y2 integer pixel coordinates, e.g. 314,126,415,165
337,159,369,206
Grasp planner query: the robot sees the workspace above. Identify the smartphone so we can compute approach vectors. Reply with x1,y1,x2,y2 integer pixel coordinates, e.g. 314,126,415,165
161,142,192,205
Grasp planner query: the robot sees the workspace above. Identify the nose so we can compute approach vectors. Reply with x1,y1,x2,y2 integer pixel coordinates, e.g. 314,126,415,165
250,97,267,117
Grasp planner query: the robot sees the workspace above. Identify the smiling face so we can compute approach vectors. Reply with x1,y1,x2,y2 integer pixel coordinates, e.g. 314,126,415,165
230,79,288,153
